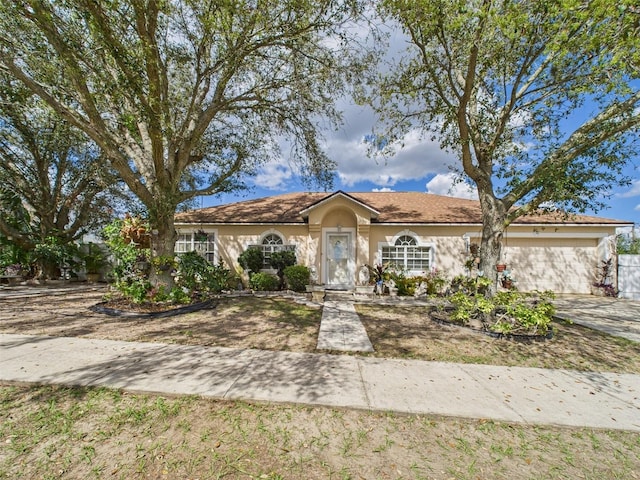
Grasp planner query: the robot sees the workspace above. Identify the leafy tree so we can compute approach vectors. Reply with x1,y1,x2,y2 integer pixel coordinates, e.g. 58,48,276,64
0,81,123,277
617,233,640,254
0,0,366,288
372,0,640,294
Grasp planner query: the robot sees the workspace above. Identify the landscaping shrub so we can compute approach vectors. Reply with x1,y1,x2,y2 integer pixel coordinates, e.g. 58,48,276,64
115,277,152,304
176,251,210,291
270,250,296,289
284,265,310,292
392,270,448,296
176,252,235,294
207,260,237,292
448,290,556,335
238,247,264,276
449,275,491,296
249,272,279,291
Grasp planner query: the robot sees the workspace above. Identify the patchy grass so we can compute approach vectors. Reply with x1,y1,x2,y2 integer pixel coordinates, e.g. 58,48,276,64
0,292,322,353
355,304,640,374
1,289,640,478
1,289,639,373
2,384,639,480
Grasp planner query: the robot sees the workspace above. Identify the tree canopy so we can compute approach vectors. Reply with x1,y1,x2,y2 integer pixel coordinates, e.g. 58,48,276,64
0,78,121,254
372,0,640,290
0,0,367,286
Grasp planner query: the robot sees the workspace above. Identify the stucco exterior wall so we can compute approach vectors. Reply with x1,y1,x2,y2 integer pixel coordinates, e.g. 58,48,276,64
176,201,618,294
503,238,598,293
177,224,311,276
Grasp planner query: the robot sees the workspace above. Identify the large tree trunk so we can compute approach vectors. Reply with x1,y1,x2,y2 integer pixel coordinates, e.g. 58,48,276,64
149,207,178,289
477,193,508,296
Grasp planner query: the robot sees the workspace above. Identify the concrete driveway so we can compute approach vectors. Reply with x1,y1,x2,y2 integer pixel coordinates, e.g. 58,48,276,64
553,295,640,343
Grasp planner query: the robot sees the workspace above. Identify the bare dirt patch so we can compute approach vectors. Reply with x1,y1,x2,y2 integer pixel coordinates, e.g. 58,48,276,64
0,287,321,352
355,304,640,374
1,286,639,373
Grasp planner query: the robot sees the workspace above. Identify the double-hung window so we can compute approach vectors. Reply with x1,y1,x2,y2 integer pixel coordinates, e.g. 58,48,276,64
381,235,431,273
175,232,215,263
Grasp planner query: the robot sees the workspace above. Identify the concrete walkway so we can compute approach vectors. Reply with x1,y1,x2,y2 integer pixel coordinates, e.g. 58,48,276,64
317,299,374,352
1,333,638,431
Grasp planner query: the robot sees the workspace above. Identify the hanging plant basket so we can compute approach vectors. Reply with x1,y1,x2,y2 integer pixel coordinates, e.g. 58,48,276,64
120,214,151,249
194,230,209,242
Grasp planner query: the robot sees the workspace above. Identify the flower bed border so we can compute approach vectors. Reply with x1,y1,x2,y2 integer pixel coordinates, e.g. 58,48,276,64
430,311,553,342
89,299,216,319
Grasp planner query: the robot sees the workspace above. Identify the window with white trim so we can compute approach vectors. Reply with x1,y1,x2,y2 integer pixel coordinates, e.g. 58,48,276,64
381,235,431,272
249,233,295,269
175,232,215,263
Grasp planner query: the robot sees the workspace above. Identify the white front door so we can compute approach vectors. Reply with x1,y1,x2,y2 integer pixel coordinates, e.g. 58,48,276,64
326,232,354,288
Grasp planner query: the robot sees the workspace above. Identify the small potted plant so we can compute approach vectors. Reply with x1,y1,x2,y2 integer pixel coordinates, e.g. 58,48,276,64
82,243,109,282
501,272,515,289
365,262,390,294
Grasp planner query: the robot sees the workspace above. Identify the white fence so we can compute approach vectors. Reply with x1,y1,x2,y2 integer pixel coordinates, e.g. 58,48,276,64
618,254,640,300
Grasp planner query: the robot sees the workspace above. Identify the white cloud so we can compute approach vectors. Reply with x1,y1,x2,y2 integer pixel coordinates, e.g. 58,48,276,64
372,187,395,192
326,104,457,187
619,180,640,198
425,173,478,200
254,161,293,190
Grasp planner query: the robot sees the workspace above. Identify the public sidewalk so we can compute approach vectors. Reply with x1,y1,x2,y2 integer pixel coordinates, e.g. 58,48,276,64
1,333,639,432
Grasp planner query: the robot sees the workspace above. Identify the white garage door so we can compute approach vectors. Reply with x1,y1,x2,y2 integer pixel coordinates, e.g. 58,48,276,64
501,238,598,294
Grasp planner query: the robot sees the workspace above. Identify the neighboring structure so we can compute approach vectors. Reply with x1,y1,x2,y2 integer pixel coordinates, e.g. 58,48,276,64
174,191,632,294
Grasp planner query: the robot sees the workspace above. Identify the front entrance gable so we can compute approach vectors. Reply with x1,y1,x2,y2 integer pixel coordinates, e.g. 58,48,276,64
300,192,377,290
299,190,379,223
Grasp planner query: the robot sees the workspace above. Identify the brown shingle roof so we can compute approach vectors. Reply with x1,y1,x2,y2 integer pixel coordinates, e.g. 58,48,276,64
174,191,630,225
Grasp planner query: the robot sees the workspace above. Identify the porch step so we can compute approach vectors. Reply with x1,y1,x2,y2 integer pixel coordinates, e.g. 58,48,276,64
323,290,353,302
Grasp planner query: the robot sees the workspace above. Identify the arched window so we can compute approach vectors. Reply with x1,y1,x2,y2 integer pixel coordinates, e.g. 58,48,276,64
381,234,431,273
248,232,295,269
262,233,283,246
261,233,284,268
396,235,416,246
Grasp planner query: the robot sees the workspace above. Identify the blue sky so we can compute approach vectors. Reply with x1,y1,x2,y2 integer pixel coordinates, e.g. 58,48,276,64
199,98,640,227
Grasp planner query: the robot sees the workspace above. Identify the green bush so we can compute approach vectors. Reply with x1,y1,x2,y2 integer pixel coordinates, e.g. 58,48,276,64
176,251,211,291
270,250,296,289
168,286,191,304
116,277,152,304
207,260,236,292
450,275,491,296
249,272,279,291
448,290,556,335
176,252,235,294
284,265,310,292
238,248,264,276
392,270,448,296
